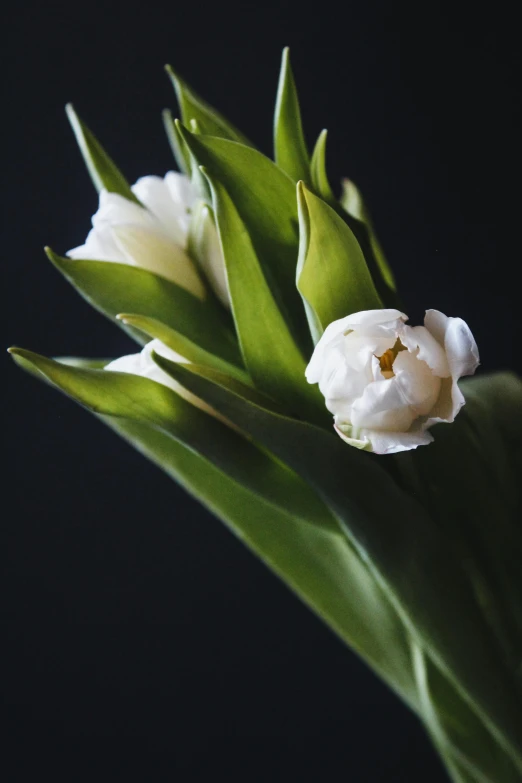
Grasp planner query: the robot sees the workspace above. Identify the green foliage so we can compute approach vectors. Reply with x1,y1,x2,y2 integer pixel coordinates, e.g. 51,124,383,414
151,359,522,771
10,49,522,783
203,170,326,423
297,183,383,343
310,129,336,205
174,123,311,353
165,65,254,146
66,104,140,204
341,177,396,292
273,48,310,182
46,248,241,365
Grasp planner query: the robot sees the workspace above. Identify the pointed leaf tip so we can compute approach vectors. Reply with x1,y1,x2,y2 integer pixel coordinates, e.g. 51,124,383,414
274,47,310,183
311,129,336,205
65,104,139,204
166,66,254,146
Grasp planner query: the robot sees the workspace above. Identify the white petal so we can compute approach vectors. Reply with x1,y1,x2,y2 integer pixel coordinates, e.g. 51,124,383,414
425,309,479,379
131,174,188,246
339,309,408,334
111,224,206,298
305,312,400,384
424,377,465,426
363,428,434,455
67,224,125,262
93,189,150,229
192,205,230,309
350,378,416,432
392,351,441,416
105,351,146,375
444,317,480,379
165,171,195,210
143,339,186,365
424,309,449,347
399,324,450,377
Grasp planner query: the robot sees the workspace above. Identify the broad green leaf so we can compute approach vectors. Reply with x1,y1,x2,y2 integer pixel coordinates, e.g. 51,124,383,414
297,183,383,343
13,348,417,710
46,248,241,366
174,125,311,353
414,643,522,783
460,372,522,446
153,356,289,417
341,177,396,292
273,47,310,182
156,360,522,768
165,65,254,147
118,314,251,386
162,108,191,175
65,104,140,204
9,347,332,534
201,171,326,424
310,129,336,205
14,351,519,775
101,413,418,710
401,381,522,666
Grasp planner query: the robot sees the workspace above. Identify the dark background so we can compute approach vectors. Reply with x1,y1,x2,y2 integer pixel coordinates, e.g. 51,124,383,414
3,0,519,778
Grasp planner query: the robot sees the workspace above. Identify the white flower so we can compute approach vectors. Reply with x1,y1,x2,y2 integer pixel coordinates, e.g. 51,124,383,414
68,172,228,304
105,339,216,417
306,309,479,454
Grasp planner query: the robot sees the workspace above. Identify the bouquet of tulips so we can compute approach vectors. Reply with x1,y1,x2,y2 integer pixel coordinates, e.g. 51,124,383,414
10,49,522,782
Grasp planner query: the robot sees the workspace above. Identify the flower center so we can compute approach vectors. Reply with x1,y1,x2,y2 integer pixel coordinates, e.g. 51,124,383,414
377,338,407,377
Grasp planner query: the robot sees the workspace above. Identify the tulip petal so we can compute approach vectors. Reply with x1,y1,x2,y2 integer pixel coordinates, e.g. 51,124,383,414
444,317,480,379
393,351,441,416
425,309,479,380
400,325,450,378
131,174,189,246
111,224,206,299
68,224,124,263
364,428,434,455
93,189,150,228
351,378,416,433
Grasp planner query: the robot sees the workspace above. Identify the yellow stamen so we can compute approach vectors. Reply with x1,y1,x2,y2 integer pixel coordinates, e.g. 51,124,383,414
377,338,407,375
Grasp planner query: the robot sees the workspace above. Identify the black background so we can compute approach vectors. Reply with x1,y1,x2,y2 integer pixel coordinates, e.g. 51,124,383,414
3,1,520,778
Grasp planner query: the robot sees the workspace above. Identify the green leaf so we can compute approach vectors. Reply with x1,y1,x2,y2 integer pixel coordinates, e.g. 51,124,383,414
155,360,522,769
9,347,331,534
118,314,251,385
297,183,383,343
65,104,140,205
413,643,522,783
401,378,522,668
15,351,519,775
46,248,241,366
165,65,254,147
201,171,326,424
162,108,191,175
16,348,414,710
273,47,310,182
100,411,418,710
174,125,311,353
310,129,336,205
341,177,396,292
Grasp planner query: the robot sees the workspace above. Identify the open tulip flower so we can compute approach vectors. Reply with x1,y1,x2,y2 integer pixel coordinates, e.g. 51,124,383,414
10,48,522,782
306,308,480,454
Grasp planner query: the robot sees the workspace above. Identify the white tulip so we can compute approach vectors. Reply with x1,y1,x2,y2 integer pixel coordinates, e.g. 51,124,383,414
68,172,228,305
105,339,216,417
306,309,479,454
